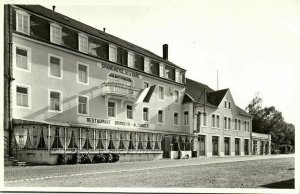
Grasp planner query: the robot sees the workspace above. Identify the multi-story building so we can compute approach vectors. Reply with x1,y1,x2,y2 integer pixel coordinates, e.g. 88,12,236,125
3,5,270,164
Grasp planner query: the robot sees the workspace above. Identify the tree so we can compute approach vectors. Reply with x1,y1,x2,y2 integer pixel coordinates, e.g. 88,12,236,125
246,96,295,151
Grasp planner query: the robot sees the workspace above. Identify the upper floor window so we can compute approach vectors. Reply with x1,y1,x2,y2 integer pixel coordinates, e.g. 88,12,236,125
16,85,29,108
175,69,180,83
228,101,231,109
15,45,31,71
143,81,150,89
180,72,184,83
159,63,165,78
78,33,88,53
235,119,241,131
174,90,179,103
143,107,149,121
244,121,250,132
78,96,88,115
216,115,220,128
77,63,89,84
128,52,135,68
16,10,30,34
184,111,189,125
49,54,63,79
224,116,231,130
158,86,164,100
50,23,62,44
224,101,227,109
109,44,117,62
165,69,170,79
202,113,207,126
49,91,62,112
108,101,116,117
158,110,164,123
144,58,151,73
174,112,179,125
127,104,133,119
212,114,216,128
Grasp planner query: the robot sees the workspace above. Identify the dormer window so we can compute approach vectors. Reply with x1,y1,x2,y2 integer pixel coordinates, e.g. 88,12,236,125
144,58,151,73
165,69,170,79
78,33,88,53
159,63,165,78
16,10,30,35
50,23,62,44
109,44,117,62
175,69,180,82
128,52,135,68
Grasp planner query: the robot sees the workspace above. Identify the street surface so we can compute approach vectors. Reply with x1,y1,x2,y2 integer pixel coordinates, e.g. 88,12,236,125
5,154,294,188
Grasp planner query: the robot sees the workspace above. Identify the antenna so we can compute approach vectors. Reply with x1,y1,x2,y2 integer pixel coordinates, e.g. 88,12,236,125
217,70,219,90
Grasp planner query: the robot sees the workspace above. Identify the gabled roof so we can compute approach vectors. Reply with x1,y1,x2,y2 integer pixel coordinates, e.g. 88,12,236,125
16,5,185,71
185,78,252,117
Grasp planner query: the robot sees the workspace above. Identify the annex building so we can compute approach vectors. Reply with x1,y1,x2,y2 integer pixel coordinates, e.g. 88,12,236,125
3,5,271,164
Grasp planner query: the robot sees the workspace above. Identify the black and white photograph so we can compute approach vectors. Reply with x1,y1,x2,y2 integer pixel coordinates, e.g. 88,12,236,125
1,0,298,193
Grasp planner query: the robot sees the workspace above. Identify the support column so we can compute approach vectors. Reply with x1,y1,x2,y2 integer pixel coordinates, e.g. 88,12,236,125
64,127,67,151
79,128,82,151
47,125,51,151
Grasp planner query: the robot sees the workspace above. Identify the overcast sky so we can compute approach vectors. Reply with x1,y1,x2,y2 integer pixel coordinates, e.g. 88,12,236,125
13,0,300,127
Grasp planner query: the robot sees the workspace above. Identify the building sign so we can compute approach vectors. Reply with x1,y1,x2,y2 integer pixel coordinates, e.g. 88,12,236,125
98,62,141,79
79,116,152,129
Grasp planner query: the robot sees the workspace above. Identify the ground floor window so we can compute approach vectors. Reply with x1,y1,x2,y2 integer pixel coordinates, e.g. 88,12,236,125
212,136,218,156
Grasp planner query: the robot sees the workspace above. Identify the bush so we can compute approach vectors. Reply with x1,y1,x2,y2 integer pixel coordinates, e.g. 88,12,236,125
69,153,83,164
178,150,182,159
81,153,92,164
111,153,120,162
93,154,106,163
279,145,288,154
57,153,69,165
104,153,114,163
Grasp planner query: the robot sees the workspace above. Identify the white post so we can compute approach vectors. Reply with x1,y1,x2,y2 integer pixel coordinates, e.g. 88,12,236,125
64,127,67,151
79,128,82,150
48,125,51,151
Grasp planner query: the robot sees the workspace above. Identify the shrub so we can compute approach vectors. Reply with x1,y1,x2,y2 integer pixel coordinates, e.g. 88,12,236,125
178,150,182,159
93,154,106,163
111,153,120,162
57,153,69,165
105,153,114,163
69,153,82,164
81,153,92,164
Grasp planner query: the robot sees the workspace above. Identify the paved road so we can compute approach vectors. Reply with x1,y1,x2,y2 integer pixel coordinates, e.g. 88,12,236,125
4,154,294,188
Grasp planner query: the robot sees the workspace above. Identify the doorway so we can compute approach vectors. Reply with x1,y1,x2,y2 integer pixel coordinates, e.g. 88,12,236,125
224,137,230,155
212,136,218,156
198,135,205,156
235,138,240,155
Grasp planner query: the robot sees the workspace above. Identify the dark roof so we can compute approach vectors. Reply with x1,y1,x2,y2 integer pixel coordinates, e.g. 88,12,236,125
16,5,185,71
185,78,252,117
207,89,229,107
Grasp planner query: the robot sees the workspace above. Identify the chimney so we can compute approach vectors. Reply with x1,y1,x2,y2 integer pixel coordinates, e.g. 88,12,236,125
103,28,106,32
163,44,168,60
52,6,56,12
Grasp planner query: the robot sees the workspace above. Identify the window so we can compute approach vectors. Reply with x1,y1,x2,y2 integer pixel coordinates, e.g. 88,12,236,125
78,33,88,53
78,96,88,115
16,86,29,107
180,72,184,83
228,101,231,109
235,119,238,131
224,101,227,109
16,46,30,70
158,86,164,100
143,81,150,89
109,45,117,62
128,52,135,68
49,91,61,111
143,107,149,121
224,117,227,129
184,111,189,125
49,55,62,79
212,114,216,128
238,119,241,131
224,117,231,130
159,63,165,78
228,118,231,129
174,90,179,103
16,10,30,34
202,113,207,126
174,112,179,125
108,101,116,117
127,105,133,119
216,115,220,128
78,63,88,84
175,69,180,83
244,121,250,132
158,110,164,123
50,23,62,44
165,69,170,79
144,58,151,73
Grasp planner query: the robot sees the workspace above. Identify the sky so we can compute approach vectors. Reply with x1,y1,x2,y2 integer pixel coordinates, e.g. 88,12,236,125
7,0,300,127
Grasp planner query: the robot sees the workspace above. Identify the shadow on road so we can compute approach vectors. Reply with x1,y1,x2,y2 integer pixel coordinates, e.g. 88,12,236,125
260,178,294,189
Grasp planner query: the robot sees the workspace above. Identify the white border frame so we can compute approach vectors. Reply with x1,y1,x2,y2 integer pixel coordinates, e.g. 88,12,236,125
77,62,89,85
127,51,135,68
159,63,165,78
107,100,117,118
13,43,31,73
109,44,117,63
50,23,62,45
144,57,151,73
16,9,30,35
48,53,63,80
125,102,134,121
142,106,150,122
48,89,63,113
78,33,89,53
183,110,189,126
157,108,165,124
14,83,32,110
77,95,89,116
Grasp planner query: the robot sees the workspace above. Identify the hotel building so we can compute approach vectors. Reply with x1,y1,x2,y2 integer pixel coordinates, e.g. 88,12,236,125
3,5,270,164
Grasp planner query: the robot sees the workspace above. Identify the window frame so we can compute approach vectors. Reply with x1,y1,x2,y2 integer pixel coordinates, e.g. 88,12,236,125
50,23,62,45
109,44,117,63
13,44,31,73
183,111,189,126
107,100,117,118
16,10,30,35
77,95,89,115
143,106,150,122
77,62,89,85
159,63,165,78
48,89,63,113
158,85,165,101
157,109,164,124
143,81,150,89
173,112,180,126
48,53,63,80
144,58,151,73
200,112,207,127
175,69,180,83
15,83,31,110
174,90,180,103
126,103,134,120
78,33,89,53
127,51,135,68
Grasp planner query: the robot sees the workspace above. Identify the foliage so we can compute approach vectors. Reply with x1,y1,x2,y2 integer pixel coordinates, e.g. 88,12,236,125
246,96,295,151
57,153,69,165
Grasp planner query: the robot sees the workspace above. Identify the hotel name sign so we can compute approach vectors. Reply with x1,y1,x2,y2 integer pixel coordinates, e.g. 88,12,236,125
79,116,153,129
98,62,141,79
